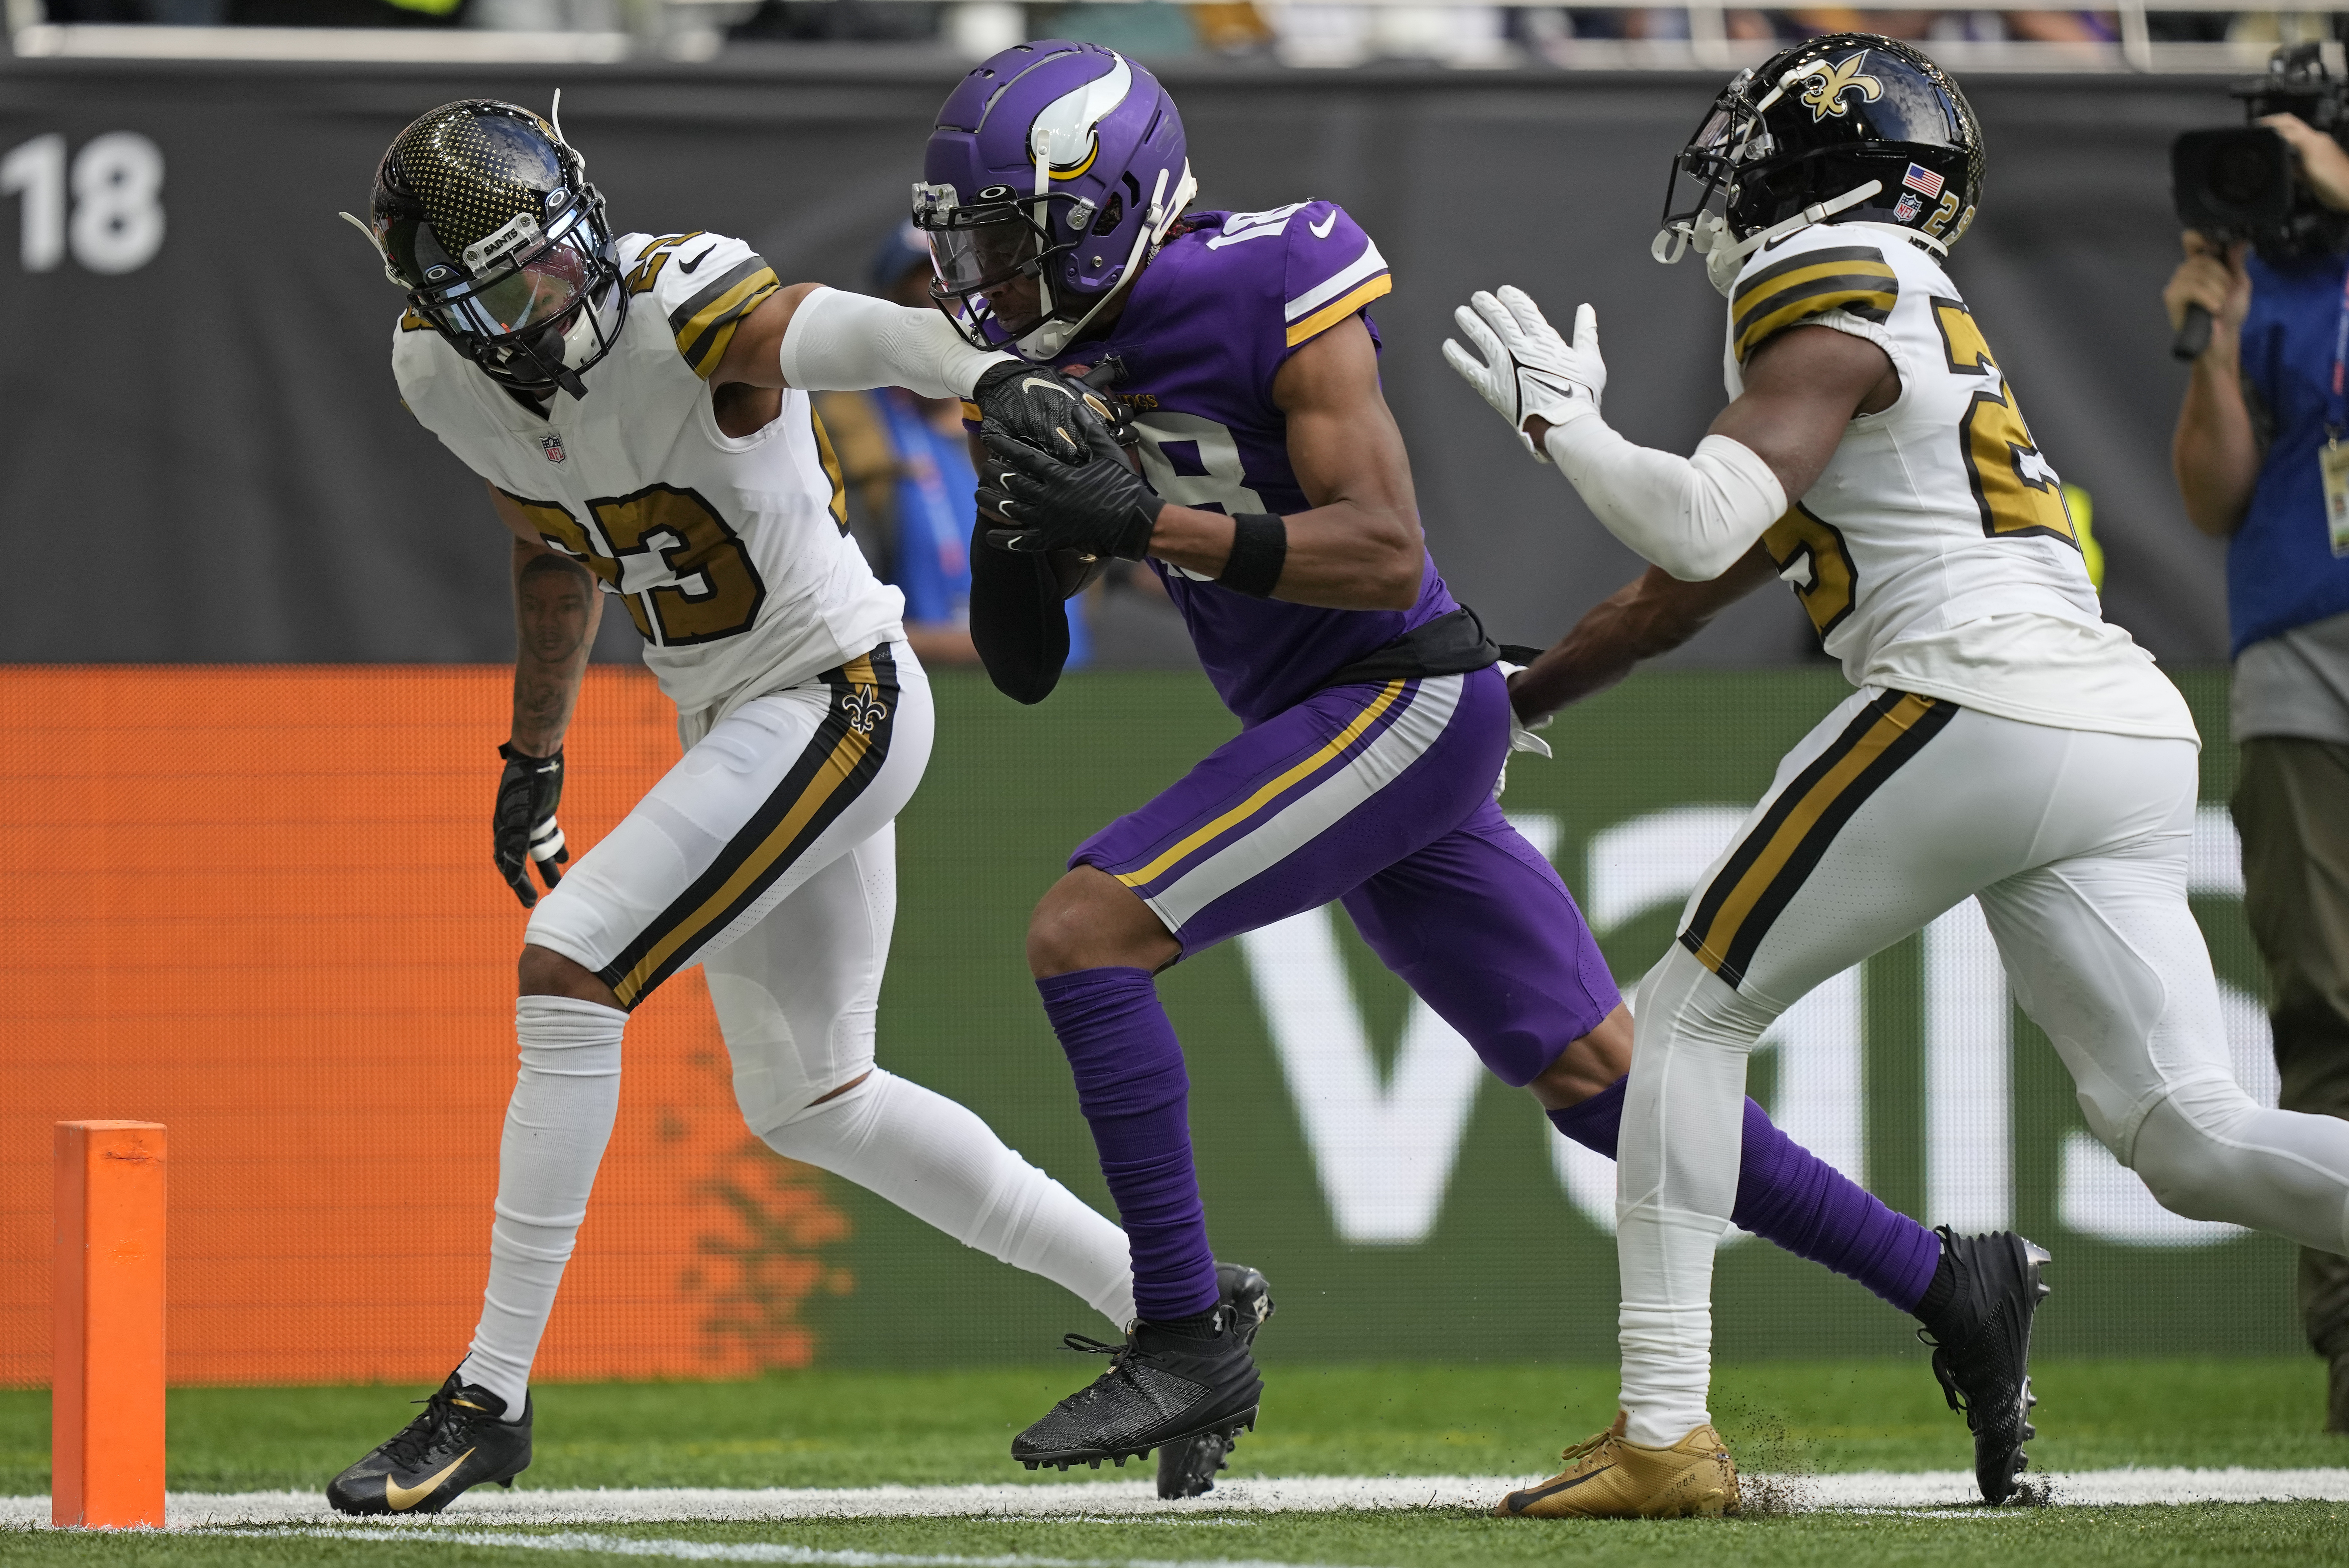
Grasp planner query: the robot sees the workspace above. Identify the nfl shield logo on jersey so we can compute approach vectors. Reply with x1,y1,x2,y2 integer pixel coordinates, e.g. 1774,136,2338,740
540,433,566,464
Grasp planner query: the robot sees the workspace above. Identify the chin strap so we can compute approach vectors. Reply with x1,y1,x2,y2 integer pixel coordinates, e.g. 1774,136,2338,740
1653,178,1886,295
1017,161,1193,362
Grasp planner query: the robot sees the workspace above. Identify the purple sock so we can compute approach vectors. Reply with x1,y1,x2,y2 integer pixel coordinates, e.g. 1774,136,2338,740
1035,966,1220,1322
1549,1074,1942,1312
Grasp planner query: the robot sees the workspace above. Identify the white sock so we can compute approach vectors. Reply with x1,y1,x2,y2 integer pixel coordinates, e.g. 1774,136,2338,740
456,993,626,1420
761,1068,1136,1328
1616,945,1762,1448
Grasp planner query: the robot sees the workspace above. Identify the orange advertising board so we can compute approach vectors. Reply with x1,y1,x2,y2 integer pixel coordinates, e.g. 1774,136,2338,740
0,667,851,1388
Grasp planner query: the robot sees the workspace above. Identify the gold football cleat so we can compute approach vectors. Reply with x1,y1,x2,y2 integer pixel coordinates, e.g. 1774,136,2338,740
1494,1411,1740,1519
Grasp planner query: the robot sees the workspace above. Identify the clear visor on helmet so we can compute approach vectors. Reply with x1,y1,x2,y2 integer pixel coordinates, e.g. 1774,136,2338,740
913,186,1102,295
927,215,1039,298
420,205,599,341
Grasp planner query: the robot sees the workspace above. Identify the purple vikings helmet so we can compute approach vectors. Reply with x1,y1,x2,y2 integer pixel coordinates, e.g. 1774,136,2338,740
914,41,1195,361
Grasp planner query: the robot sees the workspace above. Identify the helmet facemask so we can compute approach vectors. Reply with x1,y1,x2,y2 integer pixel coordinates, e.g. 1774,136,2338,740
352,98,628,400
408,192,621,397
915,163,1187,361
1654,69,1767,273
916,43,1195,363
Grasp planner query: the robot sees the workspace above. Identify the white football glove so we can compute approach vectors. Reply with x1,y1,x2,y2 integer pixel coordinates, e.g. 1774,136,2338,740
1442,286,1605,463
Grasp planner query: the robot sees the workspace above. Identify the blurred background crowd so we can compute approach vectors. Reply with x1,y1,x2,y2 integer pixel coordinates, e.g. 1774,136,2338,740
20,0,2344,69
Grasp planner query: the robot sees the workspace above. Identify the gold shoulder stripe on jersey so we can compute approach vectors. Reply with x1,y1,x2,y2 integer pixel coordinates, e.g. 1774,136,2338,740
602,648,899,1009
670,255,783,378
810,404,850,535
1285,273,1393,348
1731,247,1896,363
1678,690,1954,989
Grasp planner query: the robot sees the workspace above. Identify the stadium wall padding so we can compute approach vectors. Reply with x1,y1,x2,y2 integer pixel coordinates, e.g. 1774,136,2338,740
0,57,2239,667
0,665,2296,1387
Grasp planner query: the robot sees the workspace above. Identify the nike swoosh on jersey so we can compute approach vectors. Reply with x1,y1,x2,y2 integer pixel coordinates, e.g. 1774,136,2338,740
676,245,719,274
1505,1464,1615,1512
384,1449,474,1511
1309,211,1338,239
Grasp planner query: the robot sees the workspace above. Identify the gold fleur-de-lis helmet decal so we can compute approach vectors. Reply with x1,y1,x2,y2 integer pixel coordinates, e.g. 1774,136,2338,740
1796,52,1884,123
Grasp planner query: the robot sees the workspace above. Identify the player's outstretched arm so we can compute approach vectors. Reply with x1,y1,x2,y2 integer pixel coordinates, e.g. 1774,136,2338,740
711,282,1010,399
1149,315,1425,610
1447,287,1893,581
488,484,603,907
1507,550,1778,726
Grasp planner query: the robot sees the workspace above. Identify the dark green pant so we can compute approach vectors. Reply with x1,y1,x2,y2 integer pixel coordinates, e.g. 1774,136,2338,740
2234,737,2349,1364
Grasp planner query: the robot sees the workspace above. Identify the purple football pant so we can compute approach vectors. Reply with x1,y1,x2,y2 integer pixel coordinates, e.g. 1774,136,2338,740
1077,667,1614,1082
1038,666,1938,1321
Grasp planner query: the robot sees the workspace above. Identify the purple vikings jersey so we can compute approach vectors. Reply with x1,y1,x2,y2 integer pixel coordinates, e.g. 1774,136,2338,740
1092,201,1458,724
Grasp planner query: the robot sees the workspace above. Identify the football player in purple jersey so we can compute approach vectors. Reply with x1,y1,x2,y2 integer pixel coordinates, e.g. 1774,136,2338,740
914,40,2001,1496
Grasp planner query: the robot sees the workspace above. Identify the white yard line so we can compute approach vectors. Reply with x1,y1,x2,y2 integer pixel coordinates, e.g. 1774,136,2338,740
5,1469,2349,1529
185,1530,1368,1568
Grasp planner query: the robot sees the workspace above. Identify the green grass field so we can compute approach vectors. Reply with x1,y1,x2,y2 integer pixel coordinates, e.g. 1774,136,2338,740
2,1358,2343,1566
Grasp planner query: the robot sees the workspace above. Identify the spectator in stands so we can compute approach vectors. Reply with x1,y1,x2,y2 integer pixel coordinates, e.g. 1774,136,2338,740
2168,111,2349,1432
812,223,1090,671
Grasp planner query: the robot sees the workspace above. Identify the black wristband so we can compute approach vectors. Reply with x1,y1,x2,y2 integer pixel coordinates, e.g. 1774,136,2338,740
1218,513,1287,599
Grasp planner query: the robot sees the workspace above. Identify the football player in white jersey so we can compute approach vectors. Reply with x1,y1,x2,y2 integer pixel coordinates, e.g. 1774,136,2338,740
322,99,1167,1515
1446,36,2349,1516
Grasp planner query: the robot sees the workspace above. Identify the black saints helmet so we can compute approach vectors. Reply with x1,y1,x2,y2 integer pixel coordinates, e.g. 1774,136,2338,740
345,98,624,398
1655,36,1984,293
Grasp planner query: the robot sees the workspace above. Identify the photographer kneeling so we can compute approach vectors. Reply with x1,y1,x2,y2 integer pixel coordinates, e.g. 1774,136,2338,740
2169,107,2349,1432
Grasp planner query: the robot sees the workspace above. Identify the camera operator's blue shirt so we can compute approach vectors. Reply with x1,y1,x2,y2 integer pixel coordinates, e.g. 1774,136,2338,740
2232,249,2349,656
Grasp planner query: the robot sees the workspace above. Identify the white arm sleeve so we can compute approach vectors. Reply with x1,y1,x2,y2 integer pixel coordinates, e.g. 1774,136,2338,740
1540,416,1789,582
778,285,1013,399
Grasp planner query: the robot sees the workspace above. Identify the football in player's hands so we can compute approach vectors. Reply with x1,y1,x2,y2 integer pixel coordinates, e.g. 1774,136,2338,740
971,360,1120,469
978,417,1162,563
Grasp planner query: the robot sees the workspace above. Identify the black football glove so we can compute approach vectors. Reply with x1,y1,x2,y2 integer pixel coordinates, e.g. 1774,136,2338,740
978,417,1163,562
494,741,568,908
971,359,1124,464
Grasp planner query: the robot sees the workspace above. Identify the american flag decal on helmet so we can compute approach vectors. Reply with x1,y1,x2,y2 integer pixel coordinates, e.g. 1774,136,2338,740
1902,163,1945,199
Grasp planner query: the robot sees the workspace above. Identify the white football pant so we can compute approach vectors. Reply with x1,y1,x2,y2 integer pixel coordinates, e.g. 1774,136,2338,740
1617,688,2349,1446
457,643,1134,1419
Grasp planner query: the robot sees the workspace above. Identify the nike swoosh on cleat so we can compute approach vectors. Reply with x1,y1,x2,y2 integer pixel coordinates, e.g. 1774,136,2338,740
384,1449,473,1512
1506,1464,1614,1512
676,246,718,274
1309,212,1337,239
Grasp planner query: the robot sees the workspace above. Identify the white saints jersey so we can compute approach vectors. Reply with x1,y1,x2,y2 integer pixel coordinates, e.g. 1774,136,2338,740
394,230,904,727
1724,221,2194,742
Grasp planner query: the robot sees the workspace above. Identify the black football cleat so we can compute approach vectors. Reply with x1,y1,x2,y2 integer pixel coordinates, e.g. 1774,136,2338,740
1156,1262,1277,1499
326,1371,532,1515
1918,1227,2051,1505
1014,1301,1263,1476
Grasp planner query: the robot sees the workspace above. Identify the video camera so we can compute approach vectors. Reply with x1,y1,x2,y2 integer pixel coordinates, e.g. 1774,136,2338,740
2170,43,2349,357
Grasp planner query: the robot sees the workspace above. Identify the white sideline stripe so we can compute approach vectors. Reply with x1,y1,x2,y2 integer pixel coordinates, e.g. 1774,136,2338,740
192,1530,1363,1568
7,1470,2349,1528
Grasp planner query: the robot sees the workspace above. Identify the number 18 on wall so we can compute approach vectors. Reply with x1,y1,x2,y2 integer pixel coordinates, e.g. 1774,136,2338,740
0,132,165,275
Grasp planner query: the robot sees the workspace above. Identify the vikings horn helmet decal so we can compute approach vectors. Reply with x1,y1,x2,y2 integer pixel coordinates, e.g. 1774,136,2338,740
346,98,626,399
913,40,1195,360
1653,34,1984,294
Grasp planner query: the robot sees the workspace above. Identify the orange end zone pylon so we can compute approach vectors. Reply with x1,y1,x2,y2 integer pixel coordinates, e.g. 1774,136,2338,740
52,1121,167,1529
